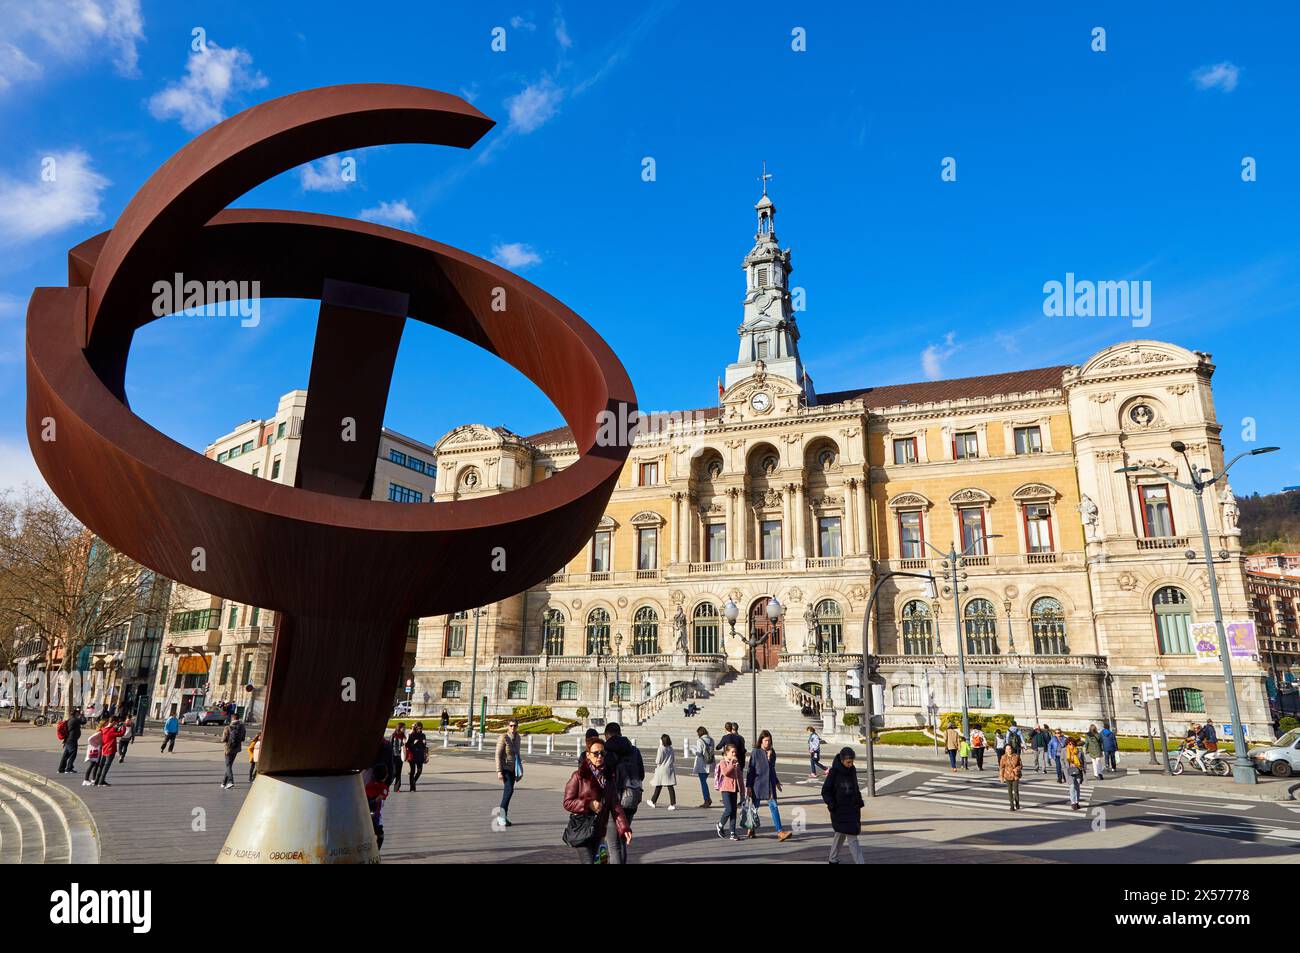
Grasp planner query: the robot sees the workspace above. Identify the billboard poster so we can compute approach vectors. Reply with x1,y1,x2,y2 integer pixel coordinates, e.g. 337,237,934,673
1189,621,1258,662
1191,621,1220,662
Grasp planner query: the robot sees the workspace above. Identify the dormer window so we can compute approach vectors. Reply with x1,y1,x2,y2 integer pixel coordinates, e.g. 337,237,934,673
756,266,768,286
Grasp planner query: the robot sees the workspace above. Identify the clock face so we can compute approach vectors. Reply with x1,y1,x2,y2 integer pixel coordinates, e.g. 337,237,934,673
750,391,771,413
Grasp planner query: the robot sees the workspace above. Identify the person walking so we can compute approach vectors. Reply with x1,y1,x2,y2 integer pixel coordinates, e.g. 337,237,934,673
1085,724,1104,780
562,736,632,863
807,725,828,779
1064,735,1086,810
81,723,103,786
692,726,715,807
1100,723,1119,772
999,743,1023,811
714,742,744,841
439,708,449,733
219,714,246,790
944,722,961,771
746,730,791,841
648,733,677,809
161,713,179,753
993,727,1007,763
388,723,407,792
1048,727,1066,783
822,747,865,864
366,761,391,852
116,720,134,763
1032,724,1050,773
495,717,523,827
958,734,971,770
405,722,427,792
95,719,124,785
56,708,87,774
248,731,262,782
1007,720,1024,755
970,725,987,771
602,722,643,864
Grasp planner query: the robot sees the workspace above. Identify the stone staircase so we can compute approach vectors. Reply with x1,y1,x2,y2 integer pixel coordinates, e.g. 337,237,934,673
0,764,100,864
632,670,820,754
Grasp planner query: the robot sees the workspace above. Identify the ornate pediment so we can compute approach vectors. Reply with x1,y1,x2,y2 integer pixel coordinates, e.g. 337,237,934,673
1011,482,1058,501
948,487,992,506
597,515,618,530
750,488,783,509
888,492,932,510
436,423,507,451
630,510,665,526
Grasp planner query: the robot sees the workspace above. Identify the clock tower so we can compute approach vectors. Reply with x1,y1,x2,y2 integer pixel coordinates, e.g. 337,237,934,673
723,170,814,404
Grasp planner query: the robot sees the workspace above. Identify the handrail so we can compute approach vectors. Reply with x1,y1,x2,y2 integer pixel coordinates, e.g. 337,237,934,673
787,681,822,717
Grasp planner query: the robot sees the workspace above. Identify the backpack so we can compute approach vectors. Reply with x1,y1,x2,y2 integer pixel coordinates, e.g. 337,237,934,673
56,720,69,741
1007,731,1023,754
626,745,645,783
702,740,715,765
972,732,985,748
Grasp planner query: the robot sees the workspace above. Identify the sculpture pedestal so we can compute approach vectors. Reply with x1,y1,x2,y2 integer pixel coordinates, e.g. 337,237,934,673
217,773,378,864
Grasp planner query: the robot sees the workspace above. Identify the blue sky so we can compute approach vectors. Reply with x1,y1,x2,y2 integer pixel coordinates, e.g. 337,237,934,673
1,1,1297,494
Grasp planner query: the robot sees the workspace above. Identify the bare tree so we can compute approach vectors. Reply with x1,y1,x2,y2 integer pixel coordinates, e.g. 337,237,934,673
0,489,180,719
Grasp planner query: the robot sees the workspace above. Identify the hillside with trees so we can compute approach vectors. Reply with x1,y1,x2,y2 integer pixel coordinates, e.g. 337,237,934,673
1240,489,1300,553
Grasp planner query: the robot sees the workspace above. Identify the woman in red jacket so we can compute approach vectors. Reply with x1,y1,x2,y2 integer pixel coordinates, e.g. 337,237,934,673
95,719,125,786
563,737,632,863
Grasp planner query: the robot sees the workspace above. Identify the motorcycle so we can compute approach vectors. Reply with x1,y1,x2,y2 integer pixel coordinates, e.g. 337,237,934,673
1170,744,1231,777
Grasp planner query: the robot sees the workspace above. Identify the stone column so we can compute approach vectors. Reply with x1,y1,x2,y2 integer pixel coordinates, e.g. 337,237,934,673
856,477,870,557
781,485,793,558
670,492,680,564
794,483,806,558
726,488,737,562
843,478,857,555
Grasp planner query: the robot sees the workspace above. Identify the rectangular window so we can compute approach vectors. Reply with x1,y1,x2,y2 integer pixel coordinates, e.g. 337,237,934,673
756,338,769,359
271,458,281,480
1014,426,1043,454
898,510,924,559
241,658,252,686
277,422,286,439
388,483,422,503
266,433,275,446
251,466,259,478
592,531,611,572
217,451,229,462
638,462,658,486
966,684,994,709
1024,503,1054,552
892,437,918,465
389,449,406,465
404,455,427,473
1139,484,1175,537
637,527,658,570
241,441,254,453
818,517,842,558
250,607,259,626
953,432,979,459
447,620,466,657
760,520,783,560
707,523,726,562
959,507,987,555
228,445,242,459
219,657,231,685
756,266,768,286
228,605,238,628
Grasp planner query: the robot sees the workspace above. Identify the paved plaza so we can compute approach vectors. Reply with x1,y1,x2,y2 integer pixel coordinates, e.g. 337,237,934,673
2,723,1297,864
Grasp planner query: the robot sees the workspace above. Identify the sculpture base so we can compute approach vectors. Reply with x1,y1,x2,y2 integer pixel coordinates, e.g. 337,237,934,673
216,773,378,864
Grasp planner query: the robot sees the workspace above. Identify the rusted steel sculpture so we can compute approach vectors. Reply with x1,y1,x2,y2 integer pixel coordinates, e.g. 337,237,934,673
26,84,635,861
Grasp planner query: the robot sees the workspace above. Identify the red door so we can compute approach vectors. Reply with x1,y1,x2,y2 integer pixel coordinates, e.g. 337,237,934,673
750,597,783,669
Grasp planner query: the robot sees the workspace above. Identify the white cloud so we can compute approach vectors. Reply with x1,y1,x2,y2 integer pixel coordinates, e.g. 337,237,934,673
505,78,563,134
994,330,1020,355
491,242,542,270
1192,61,1240,92
359,200,417,228
920,331,959,380
299,155,351,192
555,15,573,49
148,41,268,132
0,150,110,244
0,0,144,92
510,16,537,31
0,438,49,496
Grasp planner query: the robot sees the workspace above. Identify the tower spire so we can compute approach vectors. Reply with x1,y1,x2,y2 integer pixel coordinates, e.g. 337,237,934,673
758,160,772,196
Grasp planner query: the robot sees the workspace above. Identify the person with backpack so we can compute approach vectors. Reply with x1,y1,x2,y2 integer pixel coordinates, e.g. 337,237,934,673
494,717,523,827
220,714,246,790
1064,736,1086,810
1100,723,1119,772
943,722,961,771
807,725,827,779
821,747,865,864
1085,724,1104,780
116,720,134,763
405,722,428,791
746,729,791,841
563,735,632,864
714,742,744,842
82,723,103,786
161,713,179,753
999,741,1023,811
648,733,677,809
1032,724,1051,773
970,725,988,771
388,723,406,792
601,722,643,863
56,708,87,774
95,719,124,785
692,725,715,807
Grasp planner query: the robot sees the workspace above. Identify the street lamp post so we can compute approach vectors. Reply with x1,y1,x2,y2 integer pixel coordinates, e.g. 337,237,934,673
923,533,1003,740
613,631,624,724
1117,442,1279,785
723,596,782,743
465,607,483,739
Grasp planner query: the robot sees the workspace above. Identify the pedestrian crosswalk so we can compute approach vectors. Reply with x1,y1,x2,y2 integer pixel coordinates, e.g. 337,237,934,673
903,771,1094,820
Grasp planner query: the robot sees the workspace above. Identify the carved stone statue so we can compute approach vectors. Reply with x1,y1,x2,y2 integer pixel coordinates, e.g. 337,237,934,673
1220,482,1240,534
673,604,688,653
802,604,819,653
1078,494,1100,541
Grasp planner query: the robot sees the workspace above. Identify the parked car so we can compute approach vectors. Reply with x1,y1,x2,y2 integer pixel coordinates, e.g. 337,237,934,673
1250,727,1300,778
179,707,228,726
391,701,412,717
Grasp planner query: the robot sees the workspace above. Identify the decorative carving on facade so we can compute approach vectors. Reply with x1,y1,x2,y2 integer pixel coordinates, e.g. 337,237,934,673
698,501,725,516
787,587,803,602
848,584,867,602
1011,482,1057,501
630,510,665,526
1116,572,1138,591
750,488,783,508
1095,350,1176,370
1166,383,1194,396
1094,449,1124,461
670,590,684,605
1088,392,1115,404
888,491,931,510
948,487,992,505
616,596,628,608
571,599,583,610
1220,482,1240,534
802,603,818,652
597,515,617,529
810,494,841,507
1078,495,1100,541
673,604,688,652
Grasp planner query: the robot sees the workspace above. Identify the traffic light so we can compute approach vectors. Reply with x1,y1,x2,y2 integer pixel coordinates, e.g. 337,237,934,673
1150,672,1167,700
846,667,863,700
1132,686,1144,708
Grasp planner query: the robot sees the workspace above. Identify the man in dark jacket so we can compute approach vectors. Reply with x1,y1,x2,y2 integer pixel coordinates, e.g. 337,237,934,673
601,722,643,864
821,747,864,863
220,715,246,790
57,708,87,773
716,723,747,776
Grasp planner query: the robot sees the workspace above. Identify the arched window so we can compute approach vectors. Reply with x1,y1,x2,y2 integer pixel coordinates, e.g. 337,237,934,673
556,680,578,701
1031,597,1069,655
1154,586,1193,655
1169,687,1205,714
542,608,565,656
586,608,611,655
632,606,659,655
798,681,823,698
441,680,462,699
901,600,934,655
507,680,528,701
693,602,720,655
963,599,999,655
1040,685,1072,711
893,685,921,707
815,599,843,653
445,611,467,657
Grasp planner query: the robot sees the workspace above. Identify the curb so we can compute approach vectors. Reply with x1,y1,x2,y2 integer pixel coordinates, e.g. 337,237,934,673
0,762,101,863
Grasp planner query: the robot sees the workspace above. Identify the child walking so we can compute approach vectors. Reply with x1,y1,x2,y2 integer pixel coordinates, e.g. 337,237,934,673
714,743,743,841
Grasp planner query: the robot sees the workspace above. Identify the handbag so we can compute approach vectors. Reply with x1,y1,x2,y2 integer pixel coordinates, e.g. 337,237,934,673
562,811,598,848
740,798,761,831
